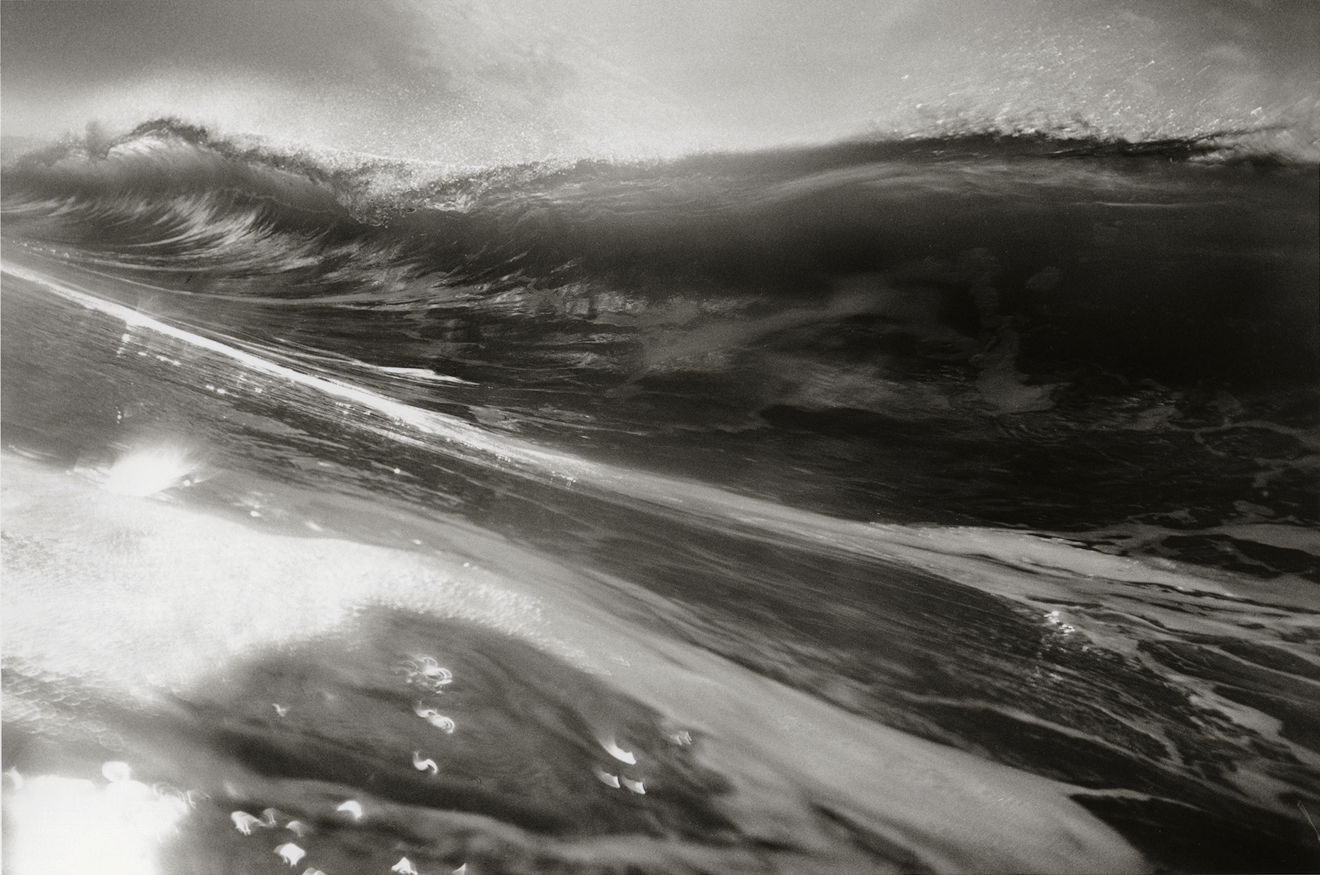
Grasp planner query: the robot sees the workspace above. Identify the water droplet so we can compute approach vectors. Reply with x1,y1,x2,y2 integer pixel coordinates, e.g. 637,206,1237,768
275,842,306,866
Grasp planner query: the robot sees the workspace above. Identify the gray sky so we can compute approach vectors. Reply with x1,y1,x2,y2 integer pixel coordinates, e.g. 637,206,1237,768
2,1,1316,163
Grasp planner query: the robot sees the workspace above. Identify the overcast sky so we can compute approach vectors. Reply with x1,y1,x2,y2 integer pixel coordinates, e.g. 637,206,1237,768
2,1,1316,163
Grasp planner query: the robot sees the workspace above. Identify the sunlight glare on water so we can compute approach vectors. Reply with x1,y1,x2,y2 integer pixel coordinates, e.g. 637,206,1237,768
4,763,190,875
96,444,204,497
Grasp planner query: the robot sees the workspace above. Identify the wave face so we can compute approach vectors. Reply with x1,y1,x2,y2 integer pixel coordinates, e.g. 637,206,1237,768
3,123,1319,874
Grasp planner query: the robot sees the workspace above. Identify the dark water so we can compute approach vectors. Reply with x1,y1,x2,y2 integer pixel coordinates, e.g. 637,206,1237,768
3,121,1319,873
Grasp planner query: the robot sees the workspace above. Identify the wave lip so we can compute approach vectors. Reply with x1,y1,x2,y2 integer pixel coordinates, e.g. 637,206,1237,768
5,117,1316,388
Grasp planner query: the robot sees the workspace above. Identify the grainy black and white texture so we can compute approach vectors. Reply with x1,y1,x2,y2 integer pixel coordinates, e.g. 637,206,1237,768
3,4,1318,873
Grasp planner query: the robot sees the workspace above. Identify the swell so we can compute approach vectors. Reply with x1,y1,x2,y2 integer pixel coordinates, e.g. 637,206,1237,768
5,128,1317,390
3,113,1318,560
4,263,1319,871
3,117,1318,555
4,118,1316,294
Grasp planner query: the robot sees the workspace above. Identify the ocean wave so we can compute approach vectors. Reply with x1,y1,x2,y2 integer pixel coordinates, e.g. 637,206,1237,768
4,264,1317,872
4,117,1316,386
2,116,1310,237
4,110,1320,873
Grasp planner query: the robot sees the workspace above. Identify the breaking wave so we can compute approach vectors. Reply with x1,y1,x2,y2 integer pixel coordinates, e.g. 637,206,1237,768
3,116,1318,873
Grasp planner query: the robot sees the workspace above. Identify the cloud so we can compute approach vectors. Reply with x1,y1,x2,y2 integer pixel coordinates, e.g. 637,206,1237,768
2,0,1315,163
0,2,543,160
0,2,448,92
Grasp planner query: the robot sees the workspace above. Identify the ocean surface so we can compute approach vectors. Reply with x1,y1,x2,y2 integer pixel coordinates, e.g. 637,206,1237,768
2,120,1319,874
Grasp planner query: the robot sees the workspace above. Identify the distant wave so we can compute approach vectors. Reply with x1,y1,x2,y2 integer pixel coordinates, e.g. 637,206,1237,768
4,117,1316,384
1,116,1307,233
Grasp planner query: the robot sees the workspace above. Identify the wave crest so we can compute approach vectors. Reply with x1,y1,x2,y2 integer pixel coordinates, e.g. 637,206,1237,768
3,117,1315,384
